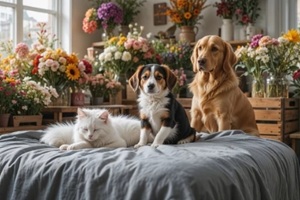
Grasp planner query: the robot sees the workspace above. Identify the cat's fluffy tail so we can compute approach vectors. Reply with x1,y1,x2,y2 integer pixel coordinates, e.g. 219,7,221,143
40,122,74,147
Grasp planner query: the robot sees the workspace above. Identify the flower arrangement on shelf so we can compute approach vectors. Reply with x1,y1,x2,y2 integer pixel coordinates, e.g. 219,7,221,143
31,48,91,94
165,0,209,27
98,23,155,77
235,29,300,97
235,0,260,25
213,0,236,19
87,72,123,98
10,77,56,115
83,1,123,35
0,69,19,114
153,40,193,70
0,68,56,115
171,67,187,96
235,34,269,97
0,23,92,106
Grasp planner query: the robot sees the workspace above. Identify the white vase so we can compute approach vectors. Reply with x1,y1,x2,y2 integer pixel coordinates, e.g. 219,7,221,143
221,19,234,41
246,23,256,40
240,25,247,40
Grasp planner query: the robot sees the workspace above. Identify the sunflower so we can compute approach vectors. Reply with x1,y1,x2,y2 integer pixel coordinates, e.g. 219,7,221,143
66,64,81,81
283,29,300,43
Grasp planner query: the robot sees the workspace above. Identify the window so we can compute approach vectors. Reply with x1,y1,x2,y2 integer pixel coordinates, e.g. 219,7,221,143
0,0,59,47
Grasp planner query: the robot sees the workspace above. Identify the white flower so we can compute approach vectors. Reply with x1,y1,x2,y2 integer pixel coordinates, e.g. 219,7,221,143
98,53,105,62
146,33,152,39
58,57,67,64
114,51,122,60
104,52,113,62
122,51,132,62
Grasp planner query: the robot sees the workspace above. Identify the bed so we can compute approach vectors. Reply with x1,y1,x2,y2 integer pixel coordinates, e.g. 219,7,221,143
0,130,299,200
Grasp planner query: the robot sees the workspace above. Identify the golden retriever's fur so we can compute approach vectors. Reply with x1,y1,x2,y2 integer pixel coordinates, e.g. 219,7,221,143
189,35,259,136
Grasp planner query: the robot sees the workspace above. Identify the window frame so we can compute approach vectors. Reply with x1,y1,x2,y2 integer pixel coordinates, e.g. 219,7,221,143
0,0,60,47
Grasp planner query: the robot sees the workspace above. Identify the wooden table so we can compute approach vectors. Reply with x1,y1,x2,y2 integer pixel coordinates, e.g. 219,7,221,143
42,104,137,124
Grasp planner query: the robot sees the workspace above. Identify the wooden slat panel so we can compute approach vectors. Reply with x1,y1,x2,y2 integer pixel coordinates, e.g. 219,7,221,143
254,110,281,121
257,123,281,135
248,98,281,108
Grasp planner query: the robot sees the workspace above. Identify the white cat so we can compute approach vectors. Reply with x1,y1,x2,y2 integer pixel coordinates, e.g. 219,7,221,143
40,108,148,150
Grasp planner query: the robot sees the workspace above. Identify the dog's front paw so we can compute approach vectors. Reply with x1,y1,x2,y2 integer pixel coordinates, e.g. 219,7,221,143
134,143,145,148
150,143,161,148
59,144,69,150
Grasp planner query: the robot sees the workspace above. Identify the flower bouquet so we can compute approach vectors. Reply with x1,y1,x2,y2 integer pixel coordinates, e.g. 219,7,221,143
213,0,236,19
98,24,155,78
83,1,123,37
153,40,193,70
165,0,209,27
235,29,300,98
171,67,187,97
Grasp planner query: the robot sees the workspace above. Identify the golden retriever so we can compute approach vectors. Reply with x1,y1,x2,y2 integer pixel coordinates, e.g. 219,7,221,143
189,35,259,136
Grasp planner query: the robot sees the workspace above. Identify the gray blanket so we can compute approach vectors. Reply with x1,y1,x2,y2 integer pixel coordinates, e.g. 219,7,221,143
0,130,299,200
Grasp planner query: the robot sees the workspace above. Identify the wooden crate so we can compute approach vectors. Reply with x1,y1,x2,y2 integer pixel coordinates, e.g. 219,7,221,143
248,98,300,142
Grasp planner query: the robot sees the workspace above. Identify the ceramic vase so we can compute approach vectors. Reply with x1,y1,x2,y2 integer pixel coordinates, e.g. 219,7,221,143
221,19,234,41
179,26,197,43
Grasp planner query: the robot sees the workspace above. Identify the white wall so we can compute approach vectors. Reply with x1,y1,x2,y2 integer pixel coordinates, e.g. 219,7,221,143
71,0,297,59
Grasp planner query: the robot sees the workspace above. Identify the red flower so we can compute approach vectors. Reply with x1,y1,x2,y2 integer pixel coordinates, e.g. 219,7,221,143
293,69,300,80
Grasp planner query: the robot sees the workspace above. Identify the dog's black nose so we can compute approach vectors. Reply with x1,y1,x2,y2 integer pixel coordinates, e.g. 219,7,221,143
198,58,206,66
147,83,155,90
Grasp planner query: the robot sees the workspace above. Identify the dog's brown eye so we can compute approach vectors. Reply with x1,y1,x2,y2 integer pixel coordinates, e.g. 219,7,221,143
142,75,148,80
211,46,218,52
156,75,162,80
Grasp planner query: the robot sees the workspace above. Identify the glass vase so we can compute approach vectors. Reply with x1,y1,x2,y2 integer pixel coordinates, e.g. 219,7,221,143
50,88,71,106
251,78,265,98
114,72,127,100
266,74,289,98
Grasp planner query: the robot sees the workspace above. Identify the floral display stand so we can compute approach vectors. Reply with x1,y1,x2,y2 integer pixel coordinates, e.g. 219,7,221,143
12,114,43,127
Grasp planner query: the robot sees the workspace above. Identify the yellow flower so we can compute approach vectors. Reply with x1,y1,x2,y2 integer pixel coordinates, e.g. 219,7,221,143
283,29,300,43
66,64,80,80
117,36,127,46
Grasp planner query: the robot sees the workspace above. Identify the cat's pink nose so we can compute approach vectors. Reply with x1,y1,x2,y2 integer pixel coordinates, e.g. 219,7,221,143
88,135,93,139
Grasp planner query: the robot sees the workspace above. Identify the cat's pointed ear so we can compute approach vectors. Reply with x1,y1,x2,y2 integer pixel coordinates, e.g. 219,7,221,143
77,108,87,119
99,110,109,124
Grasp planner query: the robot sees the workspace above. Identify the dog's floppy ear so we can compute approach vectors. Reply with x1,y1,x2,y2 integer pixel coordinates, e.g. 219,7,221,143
222,41,237,72
161,64,177,90
190,40,200,73
128,65,144,92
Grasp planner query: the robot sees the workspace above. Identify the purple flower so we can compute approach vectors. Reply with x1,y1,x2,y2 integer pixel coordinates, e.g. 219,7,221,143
97,2,123,30
250,34,263,48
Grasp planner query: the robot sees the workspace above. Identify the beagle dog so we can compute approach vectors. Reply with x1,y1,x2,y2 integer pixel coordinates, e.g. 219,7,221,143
129,64,197,148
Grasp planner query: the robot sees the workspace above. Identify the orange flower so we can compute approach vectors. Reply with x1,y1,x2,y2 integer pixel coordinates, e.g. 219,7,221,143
184,12,192,20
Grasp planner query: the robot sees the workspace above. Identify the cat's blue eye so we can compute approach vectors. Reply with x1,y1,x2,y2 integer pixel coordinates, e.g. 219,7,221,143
83,128,88,132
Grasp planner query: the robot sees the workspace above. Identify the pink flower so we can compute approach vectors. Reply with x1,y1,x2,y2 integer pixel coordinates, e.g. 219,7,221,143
15,43,29,59
132,41,142,50
82,18,98,34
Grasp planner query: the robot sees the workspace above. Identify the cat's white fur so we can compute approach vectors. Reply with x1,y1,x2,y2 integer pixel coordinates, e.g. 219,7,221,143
40,108,147,150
